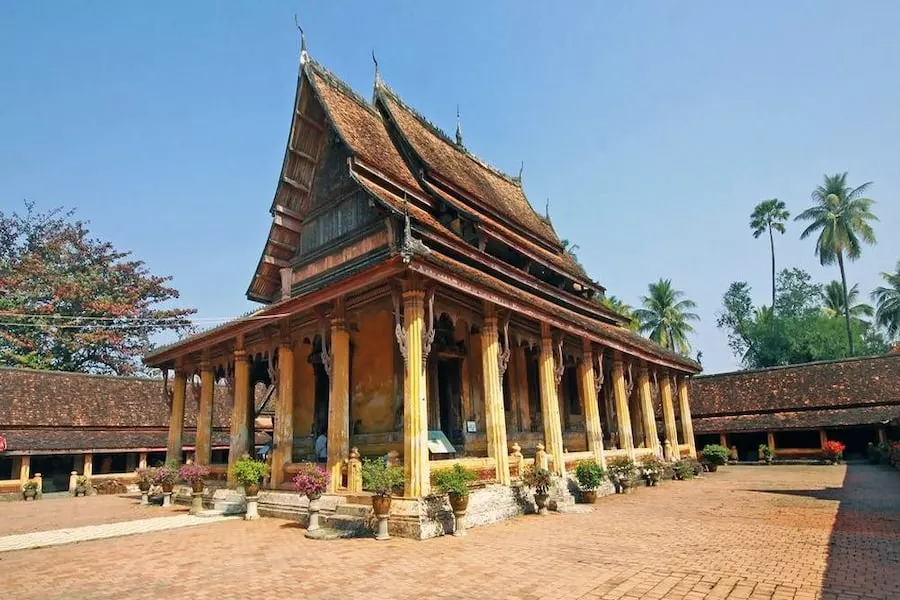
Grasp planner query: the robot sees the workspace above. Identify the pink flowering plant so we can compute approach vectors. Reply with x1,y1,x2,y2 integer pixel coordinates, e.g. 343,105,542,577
291,463,327,499
152,462,178,486
178,464,210,485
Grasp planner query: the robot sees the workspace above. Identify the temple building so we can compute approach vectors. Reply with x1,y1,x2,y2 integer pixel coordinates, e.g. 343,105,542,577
143,43,701,536
691,354,900,461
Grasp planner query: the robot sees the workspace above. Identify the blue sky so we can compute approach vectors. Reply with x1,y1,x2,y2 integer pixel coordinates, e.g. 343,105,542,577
2,1,898,374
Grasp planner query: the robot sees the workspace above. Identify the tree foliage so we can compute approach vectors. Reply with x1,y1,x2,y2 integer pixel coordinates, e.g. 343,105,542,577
822,281,873,320
596,294,639,331
795,172,878,354
872,261,900,340
632,279,699,355
749,198,790,307
0,201,195,374
716,268,887,369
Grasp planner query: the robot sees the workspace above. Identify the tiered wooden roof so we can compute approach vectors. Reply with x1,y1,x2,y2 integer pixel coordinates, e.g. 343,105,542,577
148,50,699,374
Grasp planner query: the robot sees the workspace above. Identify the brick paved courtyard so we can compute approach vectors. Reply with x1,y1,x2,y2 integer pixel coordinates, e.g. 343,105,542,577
1,464,898,600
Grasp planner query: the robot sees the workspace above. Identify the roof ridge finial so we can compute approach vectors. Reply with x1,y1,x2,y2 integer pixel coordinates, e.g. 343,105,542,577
294,15,307,64
545,197,551,220
455,105,463,147
517,160,524,182
372,50,381,87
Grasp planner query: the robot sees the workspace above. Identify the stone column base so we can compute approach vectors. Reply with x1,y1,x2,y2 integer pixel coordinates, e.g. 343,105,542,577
245,496,259,520
162,492,172,507
375,514,390,541
453,510,467,537
190,491,204,515
140,492,149,506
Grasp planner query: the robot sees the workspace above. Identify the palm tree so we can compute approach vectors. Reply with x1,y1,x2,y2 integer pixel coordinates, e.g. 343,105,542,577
750,199,790,307
795,173,878,354
598,294,639,331
633,279,699,355
822,281,874,320
872,261,900,340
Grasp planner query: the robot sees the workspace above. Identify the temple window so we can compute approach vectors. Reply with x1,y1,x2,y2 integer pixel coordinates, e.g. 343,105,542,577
298,191,375,256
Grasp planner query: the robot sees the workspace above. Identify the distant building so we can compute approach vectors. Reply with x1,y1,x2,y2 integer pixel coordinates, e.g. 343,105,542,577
690,354,900,460
0,368,269,494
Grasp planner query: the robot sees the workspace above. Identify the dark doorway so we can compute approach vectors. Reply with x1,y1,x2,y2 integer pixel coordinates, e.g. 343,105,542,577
728,431,768,461
31,455,75,493
437,358,463,446
313,362,329,436
826,427,878,459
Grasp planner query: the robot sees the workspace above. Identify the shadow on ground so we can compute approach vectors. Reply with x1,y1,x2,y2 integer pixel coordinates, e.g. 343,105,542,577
752,463,900,599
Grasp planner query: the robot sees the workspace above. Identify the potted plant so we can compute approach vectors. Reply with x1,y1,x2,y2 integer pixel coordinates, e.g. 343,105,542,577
231,457,270,497
700,444,729,472
525,466,552,515
75,475,90,497
179,464,210,515
433,463,477,536
291,462,327,531
135,467,154,492
638,455,664,486
606,456,636,493
361,458,404,541
574,459,605,502
758,444,774,464
822,441,846,465
152,462,178,493
22,478,39,501
673,460,694,480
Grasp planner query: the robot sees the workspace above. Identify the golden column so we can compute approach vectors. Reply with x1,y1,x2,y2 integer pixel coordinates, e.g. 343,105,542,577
227,348,251,485
402,287,430,497
578,340,606,467
660,371,679,460
537,323,565,476
166,370,187,463
272,339,296,488
676,376,697,458
327,310,350,493
481,305,511,485
638,365,660,454
611,353,635,458
195,355,215,466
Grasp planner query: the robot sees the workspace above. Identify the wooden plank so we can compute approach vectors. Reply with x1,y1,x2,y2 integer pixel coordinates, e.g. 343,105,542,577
296,112,325,132
288,146,317,163
274,215,302,233
263,254,289,268
274,203,305,222
267,238,296,252
282,176,310,194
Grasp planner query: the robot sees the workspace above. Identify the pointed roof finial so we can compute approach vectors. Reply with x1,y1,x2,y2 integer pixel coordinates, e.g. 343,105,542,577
518,160,524,181
372,50,381,86
455,105,463,146
294,15,307,64
545,198,551,220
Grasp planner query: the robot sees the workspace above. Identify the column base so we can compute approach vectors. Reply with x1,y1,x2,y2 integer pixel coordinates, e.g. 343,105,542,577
162,492,172,507
190,491,204,515
244,496,260,520
375,514,390,541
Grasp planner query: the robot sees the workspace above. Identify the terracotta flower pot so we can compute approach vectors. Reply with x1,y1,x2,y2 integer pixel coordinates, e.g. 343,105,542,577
23,489,37,501
448,492,469,513
161,482,174,493
372,493,392,517
245,483,260,497
191,481,205,493
580,489,597,504
707,463,719,473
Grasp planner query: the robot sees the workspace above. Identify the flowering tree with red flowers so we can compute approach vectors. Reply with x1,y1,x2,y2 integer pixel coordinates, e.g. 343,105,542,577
0,201,195,374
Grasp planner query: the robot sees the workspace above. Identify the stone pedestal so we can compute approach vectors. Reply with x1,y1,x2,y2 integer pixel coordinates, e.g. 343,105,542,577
245,495,260,520
453,510,467,537
162,492,172,507
191,491,204,515
140,491,149,506
375,514,390,541
307,496,321,531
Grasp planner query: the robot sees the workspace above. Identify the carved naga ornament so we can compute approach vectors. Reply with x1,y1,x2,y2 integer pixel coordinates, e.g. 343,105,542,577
190,371,202,407
497,312,511,378
267,343,279,389
162,368,174,410
320,324,332,379
624,362,635,397
391,289,408,367
593,349,605,395
553,336,565,387
422,289,436,363
399,201,430,264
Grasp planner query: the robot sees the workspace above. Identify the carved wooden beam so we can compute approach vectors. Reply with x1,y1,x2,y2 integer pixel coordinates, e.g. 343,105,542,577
273,214,303,233
263,254,289,268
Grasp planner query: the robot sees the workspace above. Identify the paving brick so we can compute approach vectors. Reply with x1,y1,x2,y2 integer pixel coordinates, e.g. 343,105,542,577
1,464,898,600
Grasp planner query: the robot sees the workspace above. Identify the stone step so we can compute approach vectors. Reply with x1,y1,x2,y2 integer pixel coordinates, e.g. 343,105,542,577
321,513,371,535
340,492,373,505
303,527,358,540
334,503,373,518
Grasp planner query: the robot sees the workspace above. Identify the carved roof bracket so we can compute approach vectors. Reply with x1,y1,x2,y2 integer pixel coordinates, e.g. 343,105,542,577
497,310,511,378
594,348,605,395
553,335,565,387
625,361,635,398
391,286,408,368
422,287,436,363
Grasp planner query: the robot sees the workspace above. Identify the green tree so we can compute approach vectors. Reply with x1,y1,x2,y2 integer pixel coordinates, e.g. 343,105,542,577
749,199,790,307
632,279,699,355
795,173,878,355
596,294,639,331
872,261,900,340
822,281,873,320
0,201,195,374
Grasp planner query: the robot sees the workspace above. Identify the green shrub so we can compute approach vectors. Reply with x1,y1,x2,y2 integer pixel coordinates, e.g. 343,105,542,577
574,460,605,490
76,475,90,487
362,458,404,497
230,457,270,487
758,444,774,460
21,478,39,491
673,460,695,480
701,444,729,466
525,466,552,495
432,463,477,497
